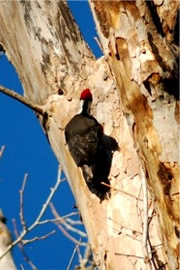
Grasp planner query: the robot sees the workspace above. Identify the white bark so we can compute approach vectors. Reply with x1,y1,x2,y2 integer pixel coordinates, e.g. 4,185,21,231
89,0,179,269
0,1,179,269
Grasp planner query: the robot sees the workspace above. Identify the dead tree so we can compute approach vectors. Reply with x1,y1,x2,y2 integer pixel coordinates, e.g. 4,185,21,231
0,1,179,269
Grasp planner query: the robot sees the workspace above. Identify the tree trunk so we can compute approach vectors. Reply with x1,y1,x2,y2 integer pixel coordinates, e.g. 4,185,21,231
0,1,179,269
89,0,179,269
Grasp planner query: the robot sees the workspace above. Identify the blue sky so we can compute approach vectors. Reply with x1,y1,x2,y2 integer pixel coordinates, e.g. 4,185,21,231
0,1,102,269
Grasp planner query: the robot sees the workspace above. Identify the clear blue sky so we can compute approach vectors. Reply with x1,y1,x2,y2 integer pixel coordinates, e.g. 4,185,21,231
0,1,102,269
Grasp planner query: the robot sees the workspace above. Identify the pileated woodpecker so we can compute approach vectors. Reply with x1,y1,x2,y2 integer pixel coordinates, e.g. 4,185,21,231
65,89,103,170
65,89,119,199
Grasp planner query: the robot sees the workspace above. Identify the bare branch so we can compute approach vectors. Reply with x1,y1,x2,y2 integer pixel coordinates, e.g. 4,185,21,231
76,240,86,270
38,211,80,225
115,253,144,259
22,230,56,245
0,166,63,261
50,203,87,246
13,219,37,270
81,244,94,268
94,36,103,52
50,203,87,238
0,85,43,115
19,174,28,231
64,218,82,226
101,181,143,201
0,145,5,159
28,166,63,230
66,239,82,270
55,222,86,246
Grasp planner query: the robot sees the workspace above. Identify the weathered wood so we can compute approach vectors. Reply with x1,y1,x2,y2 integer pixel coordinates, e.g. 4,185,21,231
0,0,179,269
89,0,179,269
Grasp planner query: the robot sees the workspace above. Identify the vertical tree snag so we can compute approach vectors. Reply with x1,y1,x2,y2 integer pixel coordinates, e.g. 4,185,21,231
89,0,179,269
0,1,179,269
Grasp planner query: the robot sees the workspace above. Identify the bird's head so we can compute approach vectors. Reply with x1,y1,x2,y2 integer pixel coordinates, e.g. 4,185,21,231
80,89,93,114
80,89,92,101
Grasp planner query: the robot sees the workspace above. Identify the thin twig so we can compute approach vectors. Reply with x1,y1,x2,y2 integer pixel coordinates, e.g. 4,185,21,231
55,222,86,246
101,182,143,201
115,253,144,259
142,170,148,250
22,230,56,245
94,36,103,52
0,145,5,159
82,244,93,267
38,218,67,225
0,166,62,261
66,239,82,270
50,203,86,246
28,166,62,231
147,208,163,270
13,219,37,270
61,220,86,237
19,174,28,230
0,85,43,115
50,203,87,238
38,211,80,225
65,218,82,226
107,217,142,240
141,167,152,269
76,240,86,270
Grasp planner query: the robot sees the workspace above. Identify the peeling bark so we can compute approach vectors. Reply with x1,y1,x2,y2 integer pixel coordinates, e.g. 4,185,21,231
89,0,179,269
0,0,179,269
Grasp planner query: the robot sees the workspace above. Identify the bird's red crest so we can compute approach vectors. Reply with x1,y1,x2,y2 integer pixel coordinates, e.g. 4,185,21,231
80,89,92,101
